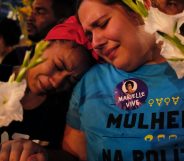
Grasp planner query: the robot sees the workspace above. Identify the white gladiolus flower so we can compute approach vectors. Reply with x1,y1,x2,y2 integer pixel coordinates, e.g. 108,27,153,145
121,0,184,78
144,7,184,78
0,0,48,128
157,34,184,78
0,41,48,127
0,80,26,127
144,7,184,35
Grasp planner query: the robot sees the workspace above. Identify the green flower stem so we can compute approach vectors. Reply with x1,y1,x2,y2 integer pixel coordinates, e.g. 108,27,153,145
168,58,184,61
28,58,45,68
122,0,148,17
29,41,49,64
157,31,184,54
136,0,148,17
15,67,27,82
14,40,49,83
22,50,31,67
15,58,45,82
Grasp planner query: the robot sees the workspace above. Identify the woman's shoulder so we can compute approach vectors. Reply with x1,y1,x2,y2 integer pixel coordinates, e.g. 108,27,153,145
73,63,111,89
75,63,119,91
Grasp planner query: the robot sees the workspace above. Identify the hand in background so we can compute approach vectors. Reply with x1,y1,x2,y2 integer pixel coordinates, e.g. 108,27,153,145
0,139,47,161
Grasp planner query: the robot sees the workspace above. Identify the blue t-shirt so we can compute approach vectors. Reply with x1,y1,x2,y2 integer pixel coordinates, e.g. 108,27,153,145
67,62,184,161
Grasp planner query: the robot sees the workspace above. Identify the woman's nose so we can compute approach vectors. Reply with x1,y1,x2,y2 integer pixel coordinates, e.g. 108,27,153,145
92,30,107,50
49,71,71,89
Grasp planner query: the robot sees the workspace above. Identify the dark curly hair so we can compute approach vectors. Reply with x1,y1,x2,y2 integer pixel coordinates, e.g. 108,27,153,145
125,81,134,89
0,18,21,46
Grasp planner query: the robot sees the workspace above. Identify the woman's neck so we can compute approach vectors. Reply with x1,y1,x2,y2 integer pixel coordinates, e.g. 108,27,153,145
21,89,47,110
146,43,166,65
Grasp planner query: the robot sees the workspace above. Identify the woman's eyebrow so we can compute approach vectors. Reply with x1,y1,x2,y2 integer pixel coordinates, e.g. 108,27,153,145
84,15,108,35
91,14,108,27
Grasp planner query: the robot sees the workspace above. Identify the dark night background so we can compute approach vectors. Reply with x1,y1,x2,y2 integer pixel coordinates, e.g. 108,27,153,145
0,0,23,19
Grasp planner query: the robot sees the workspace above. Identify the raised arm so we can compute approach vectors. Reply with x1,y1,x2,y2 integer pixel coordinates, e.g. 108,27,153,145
62,125,87,161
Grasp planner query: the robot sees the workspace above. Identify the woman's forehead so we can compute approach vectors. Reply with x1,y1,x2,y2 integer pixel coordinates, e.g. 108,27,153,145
79,1,111,26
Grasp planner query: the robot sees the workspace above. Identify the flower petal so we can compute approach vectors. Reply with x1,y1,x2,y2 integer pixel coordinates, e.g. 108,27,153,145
0,80,26,127
158,35,184,78
144,7,184,35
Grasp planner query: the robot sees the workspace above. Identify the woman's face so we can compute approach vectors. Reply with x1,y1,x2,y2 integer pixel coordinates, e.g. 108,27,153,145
27,41,92,94
78,0,155,71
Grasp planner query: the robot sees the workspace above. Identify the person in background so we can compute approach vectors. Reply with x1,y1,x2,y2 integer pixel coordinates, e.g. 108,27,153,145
0,0,77,147
26,0,76,43
152,0,184,14
1,0,76,69
0,16,95,161
0,0,77,149
0,18,21,63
